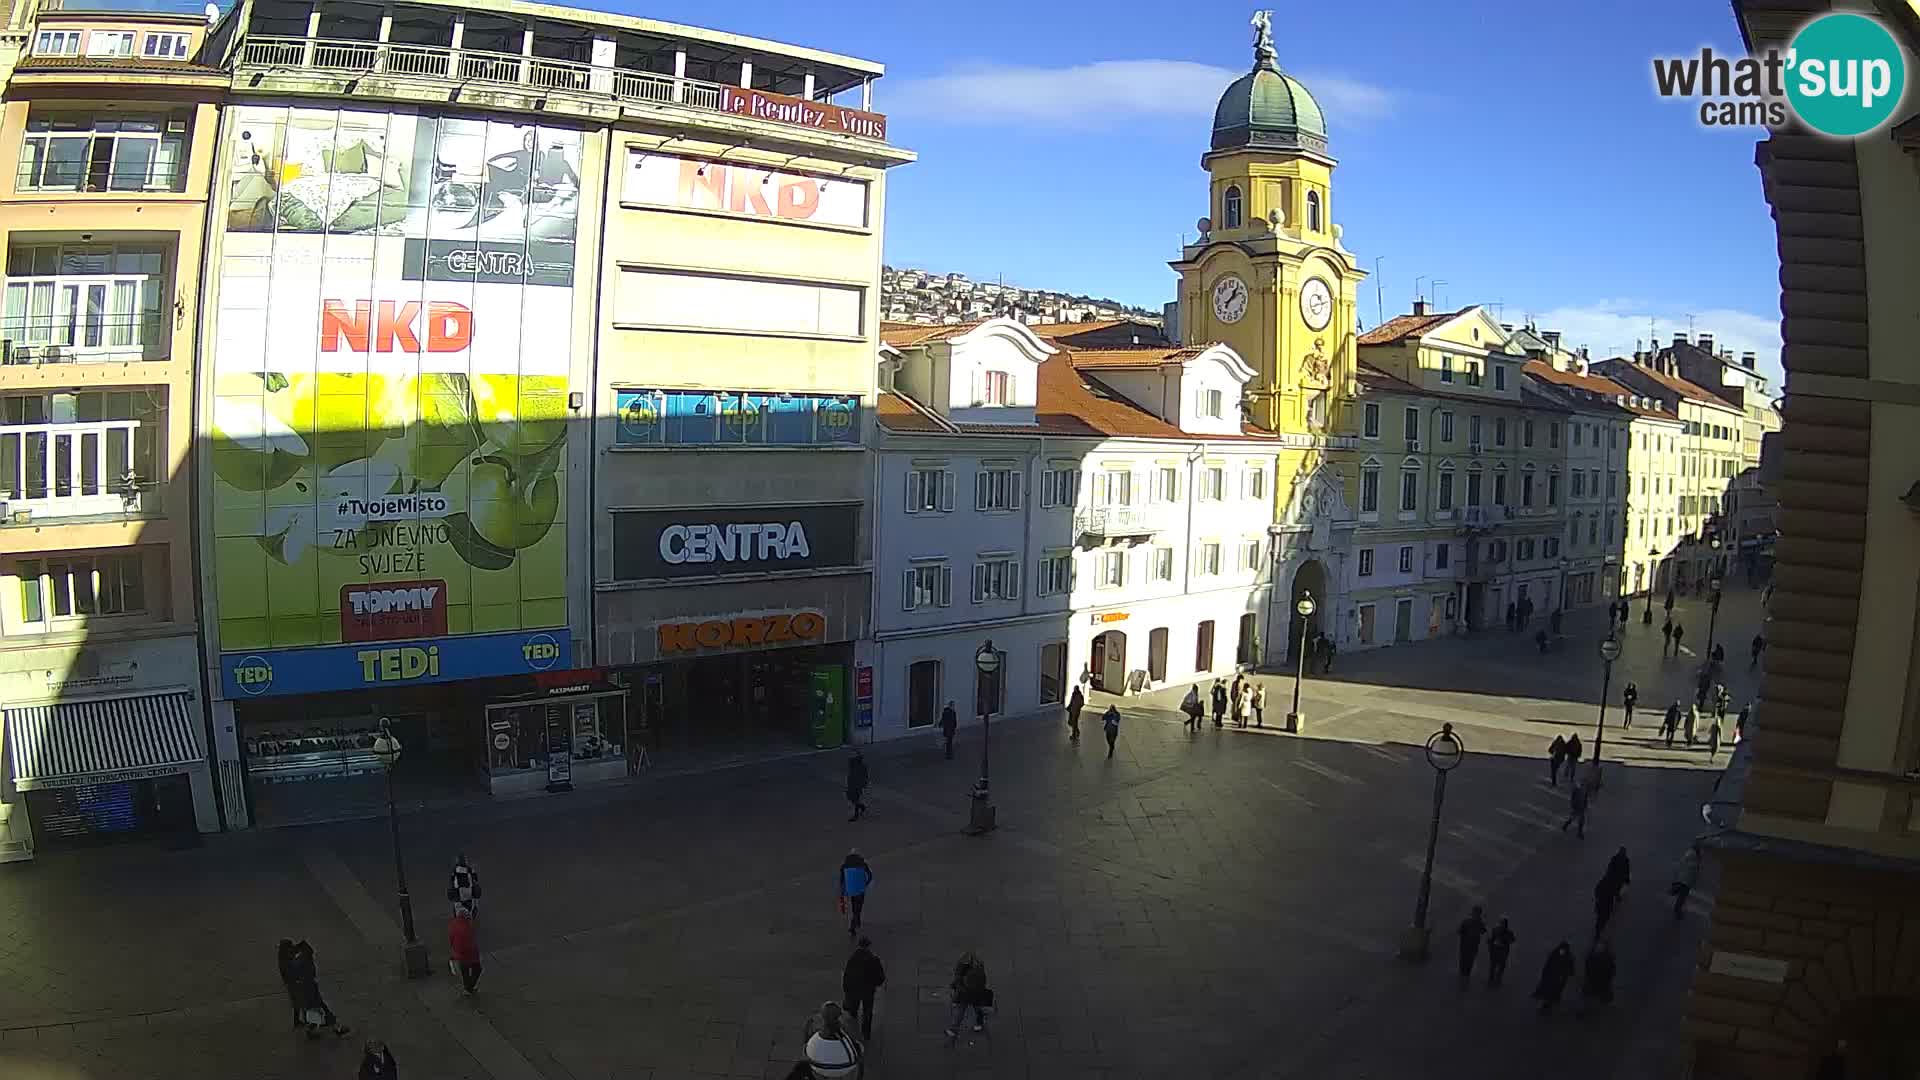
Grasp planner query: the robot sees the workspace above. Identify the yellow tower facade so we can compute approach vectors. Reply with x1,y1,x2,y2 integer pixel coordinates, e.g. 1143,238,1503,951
1170,13,1368,664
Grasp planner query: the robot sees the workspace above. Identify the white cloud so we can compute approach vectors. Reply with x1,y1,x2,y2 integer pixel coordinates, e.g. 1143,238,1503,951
885,59,1396,130
1525,303,1784,383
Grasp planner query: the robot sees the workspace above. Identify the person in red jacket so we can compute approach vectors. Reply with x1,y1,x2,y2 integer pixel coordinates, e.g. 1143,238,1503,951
449,903,482,994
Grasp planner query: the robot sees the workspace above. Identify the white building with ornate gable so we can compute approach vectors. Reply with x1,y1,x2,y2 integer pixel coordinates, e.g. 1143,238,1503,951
866,318,1284,738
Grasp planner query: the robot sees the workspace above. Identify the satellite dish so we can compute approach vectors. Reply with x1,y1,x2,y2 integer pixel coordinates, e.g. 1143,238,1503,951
205,2,219,23
1196,216,1212,234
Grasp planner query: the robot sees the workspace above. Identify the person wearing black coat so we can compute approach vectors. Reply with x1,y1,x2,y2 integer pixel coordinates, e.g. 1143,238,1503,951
845,750,869,821
276,939,302,1029
288,940,348,1037
1606,846,1631,888
358,1041,398,1080
1534,942,1576,1015
1486,918,1516,987
939,701,958,759
841,936,887,1040
1209,680,1228,728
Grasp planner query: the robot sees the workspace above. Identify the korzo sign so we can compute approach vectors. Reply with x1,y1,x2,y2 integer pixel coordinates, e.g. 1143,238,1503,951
717,86,887,142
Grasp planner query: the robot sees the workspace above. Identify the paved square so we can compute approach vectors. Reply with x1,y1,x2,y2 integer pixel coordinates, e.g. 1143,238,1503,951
0,589,1762,1079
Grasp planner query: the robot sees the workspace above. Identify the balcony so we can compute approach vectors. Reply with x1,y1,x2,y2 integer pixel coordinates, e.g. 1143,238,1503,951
0,418,160,522
2,263,170,366
233,36,889,143
1074,504,1167,539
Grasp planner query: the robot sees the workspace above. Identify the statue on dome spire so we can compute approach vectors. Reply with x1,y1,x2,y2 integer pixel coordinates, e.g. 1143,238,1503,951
1250,10,1277,68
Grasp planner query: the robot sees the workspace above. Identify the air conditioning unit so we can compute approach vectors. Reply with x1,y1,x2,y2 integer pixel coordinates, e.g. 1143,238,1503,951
1406,437,1421,452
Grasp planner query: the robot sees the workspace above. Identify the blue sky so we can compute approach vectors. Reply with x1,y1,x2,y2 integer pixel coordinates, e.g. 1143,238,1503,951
619,0,1785,384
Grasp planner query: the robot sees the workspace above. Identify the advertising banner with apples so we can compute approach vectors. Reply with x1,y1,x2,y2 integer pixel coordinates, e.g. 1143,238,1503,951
210,105,581,676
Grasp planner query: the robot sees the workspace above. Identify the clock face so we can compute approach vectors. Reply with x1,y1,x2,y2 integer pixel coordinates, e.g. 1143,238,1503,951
1212,274,1249,325
1300,277,1334,331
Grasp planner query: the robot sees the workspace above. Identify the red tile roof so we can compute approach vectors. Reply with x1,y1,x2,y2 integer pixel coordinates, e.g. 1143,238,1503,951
17,56,224,77
1356,309,1466,346
1067,346,1205,370
878,321,982,347
1025,319,1133,339
1602,358,1741,411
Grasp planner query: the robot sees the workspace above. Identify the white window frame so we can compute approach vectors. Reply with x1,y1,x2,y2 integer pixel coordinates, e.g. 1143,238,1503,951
1363,402,1380,438
1151,466,1179,503
974,466,1022,512
35,30,80,56
1440,411,1454,443
904,466,954,514
1398,545,1414,574
1242,465,1266,501
980,370,1012,406
14,552,147,626
1358,548,1375,577
142,32,190,59
1098,548,1127,589
1200,466,1225,501
1437,468,1455,511
1201,388,1224,418
1399,466,1419,512
1240,538,1262,572
1360,466,1380,515
1404,407,1419,442
903,561,953,610
1092,468,1133,507
85,31,135,57
1036,551,1074,596
1197,541,1222,577
972,556,1020,604
1151,546,1174,582
1039,466,1079,509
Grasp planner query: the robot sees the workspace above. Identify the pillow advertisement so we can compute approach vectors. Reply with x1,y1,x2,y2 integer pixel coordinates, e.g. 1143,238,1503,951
212,105,582,695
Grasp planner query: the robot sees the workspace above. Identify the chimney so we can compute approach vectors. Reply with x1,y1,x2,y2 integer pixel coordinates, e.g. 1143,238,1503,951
1543,330,1561,349
1412,299,1429,316
1697,333,1714,354
1672,333,1688,347
1741,350,1756,366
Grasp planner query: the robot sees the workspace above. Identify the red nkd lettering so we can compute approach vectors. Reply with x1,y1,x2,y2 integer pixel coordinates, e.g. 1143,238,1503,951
320,300,473,353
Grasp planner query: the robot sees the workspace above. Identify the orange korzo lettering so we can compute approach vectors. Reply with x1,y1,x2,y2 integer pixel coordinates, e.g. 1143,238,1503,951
658,622,696,653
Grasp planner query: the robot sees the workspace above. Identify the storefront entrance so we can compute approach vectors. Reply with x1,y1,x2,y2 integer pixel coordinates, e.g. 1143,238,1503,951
622,643,851,761
26,776,197,850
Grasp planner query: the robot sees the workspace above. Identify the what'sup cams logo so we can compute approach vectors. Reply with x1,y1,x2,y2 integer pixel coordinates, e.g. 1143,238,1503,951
1653,12,1908,136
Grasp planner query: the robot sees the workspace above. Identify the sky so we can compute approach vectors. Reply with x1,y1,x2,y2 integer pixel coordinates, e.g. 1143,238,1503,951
612,0,1787,386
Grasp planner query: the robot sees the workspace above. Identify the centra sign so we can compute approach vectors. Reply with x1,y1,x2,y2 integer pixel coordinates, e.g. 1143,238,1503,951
660,521,810,566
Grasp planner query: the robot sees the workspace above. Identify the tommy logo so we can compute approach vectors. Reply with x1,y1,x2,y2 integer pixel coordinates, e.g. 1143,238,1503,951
341,579,449,642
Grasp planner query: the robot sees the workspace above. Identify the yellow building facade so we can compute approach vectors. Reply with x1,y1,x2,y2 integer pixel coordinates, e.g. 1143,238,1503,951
0,4,226,857
1169,17,1366,663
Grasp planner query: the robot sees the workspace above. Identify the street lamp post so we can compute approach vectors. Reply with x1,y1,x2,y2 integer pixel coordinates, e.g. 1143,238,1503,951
1287,593,1315,733
1643,548,1659,624
1400,723,1465,962
371,719,430,978
964,640,1001,836
1589,636,1623,791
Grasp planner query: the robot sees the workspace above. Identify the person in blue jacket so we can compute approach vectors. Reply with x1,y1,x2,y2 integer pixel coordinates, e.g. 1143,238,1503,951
838,849,873,937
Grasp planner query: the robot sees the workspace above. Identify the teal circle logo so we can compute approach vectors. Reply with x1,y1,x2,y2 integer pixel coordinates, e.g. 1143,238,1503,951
1786,13,1906,136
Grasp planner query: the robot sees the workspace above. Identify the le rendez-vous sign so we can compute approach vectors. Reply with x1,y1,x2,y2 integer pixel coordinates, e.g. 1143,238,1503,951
718,86,887,142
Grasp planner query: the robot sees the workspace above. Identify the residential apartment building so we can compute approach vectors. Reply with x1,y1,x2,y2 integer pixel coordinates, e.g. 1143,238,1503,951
1520,362,1630,607
1592,353,1746,589
1685,3,1920,1077
1661,332,1781,470
868,319,1280,733
0,4,225,858
186,0,908,827
1353,304,1570,635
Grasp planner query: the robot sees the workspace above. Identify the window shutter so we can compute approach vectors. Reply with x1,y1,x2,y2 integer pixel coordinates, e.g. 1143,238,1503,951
938,564,952,606
973,562,987,603
1091,472,1106,506
975,471,989,510
1008,563,1020,600
939,470,954,511
905,470,921,514
1009,472,1022,509
902,569,917,611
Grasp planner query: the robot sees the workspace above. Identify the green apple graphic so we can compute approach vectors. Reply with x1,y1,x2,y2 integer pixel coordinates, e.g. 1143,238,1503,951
470,374,567,458
439,451,560,570
211,382,309,491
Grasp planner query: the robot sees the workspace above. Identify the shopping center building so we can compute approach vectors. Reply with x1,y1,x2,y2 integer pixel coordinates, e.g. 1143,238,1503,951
0,4,226,857
190,0,908,824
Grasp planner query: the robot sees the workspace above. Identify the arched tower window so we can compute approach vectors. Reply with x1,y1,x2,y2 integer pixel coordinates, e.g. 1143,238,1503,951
1306,190,1323,232
1223,185,1243,229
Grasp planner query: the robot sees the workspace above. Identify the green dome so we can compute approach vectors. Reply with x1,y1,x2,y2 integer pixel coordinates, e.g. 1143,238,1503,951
1211,61,1328,155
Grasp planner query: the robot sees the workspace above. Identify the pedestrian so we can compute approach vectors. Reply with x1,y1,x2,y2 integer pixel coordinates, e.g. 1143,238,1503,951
1319,633,1336,673
838,849,873,937
1664,589,1676,615
1523,597,1535,624
1684,703,1698,746
287,940,348,1037
1534,942,1576,1015
1664,701,1681,747
357,1041,398,1080
448,902,482,994
1456,905,1487,985
1229,674,1245,728
1549,607,1563,635
1066,685,1084,740
1251,683,1266,728
841,936,886,1041
1661,619,1674,656
1103,704,1121,757
1581,941,1617,1012
447,853,481,916
797,1001,862,1080
939,700,958,759
275,939,303,1029
845,750,869,821
1606,845,1631,888
1548,734,1568,786
1593,873,1624,938
1622,682,1637,727
1708,718,1723,759
1210,679,1228,729
1696,668,1714,710
1561,781,1589,838
1535,628,1549,655
1564,732,1583,779
1736,704,1750,744
1487,918,1516,988
1714,683,1731,721
1235,680,1254,729
1180,684,1203,732
1506,601,1518,632
1670,842,1702,919
1711,642,1726,665
1751,633,1765,667
944,952,992,1041
1672,623,1686,655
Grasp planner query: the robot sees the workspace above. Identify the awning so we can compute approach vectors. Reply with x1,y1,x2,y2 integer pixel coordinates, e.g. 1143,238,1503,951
6,691,204,791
